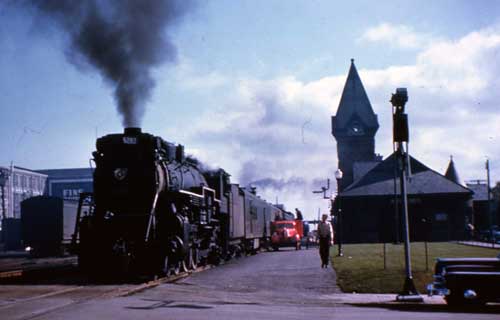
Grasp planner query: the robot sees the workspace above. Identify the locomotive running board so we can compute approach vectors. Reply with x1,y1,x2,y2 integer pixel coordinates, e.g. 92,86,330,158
179,187,221,204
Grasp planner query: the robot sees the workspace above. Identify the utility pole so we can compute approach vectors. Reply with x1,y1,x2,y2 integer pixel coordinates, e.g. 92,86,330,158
9,162,14,219
486,159,493,247
392,88,422,302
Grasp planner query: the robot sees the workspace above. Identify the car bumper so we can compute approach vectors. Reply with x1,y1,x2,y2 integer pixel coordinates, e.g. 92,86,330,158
427,283,450,296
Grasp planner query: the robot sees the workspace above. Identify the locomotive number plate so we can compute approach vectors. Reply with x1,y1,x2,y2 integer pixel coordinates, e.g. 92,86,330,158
123,137,137,144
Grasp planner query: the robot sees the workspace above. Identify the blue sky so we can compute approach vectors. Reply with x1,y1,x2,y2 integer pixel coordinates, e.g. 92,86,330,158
1,1,500,218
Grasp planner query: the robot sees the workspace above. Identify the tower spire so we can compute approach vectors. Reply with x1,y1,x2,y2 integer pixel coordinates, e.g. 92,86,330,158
332,59,379,136
331,60,380,190
445,155,463,185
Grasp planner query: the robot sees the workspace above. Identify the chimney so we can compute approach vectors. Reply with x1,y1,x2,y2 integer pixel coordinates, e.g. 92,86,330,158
175,145,185,162
124,127,142,135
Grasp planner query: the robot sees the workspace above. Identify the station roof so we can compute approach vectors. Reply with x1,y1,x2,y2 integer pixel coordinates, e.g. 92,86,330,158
340,153,472,198
36,168,93,180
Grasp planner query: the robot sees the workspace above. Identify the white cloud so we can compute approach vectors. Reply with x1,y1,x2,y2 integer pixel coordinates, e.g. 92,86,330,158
179,25,500,220
359,23,434,49
356,26,500,181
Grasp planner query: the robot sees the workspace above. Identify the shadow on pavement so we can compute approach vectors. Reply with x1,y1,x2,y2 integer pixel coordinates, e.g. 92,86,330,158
0,266,151,285
349,302,500,314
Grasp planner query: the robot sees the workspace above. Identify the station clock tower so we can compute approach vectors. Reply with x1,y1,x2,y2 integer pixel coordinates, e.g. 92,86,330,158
332,59,379,191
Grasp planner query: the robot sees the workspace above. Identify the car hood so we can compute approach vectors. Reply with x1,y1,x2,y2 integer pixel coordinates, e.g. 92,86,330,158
435,257,500,274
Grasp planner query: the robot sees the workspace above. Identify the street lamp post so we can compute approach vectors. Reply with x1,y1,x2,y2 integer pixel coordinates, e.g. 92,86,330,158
391,88,422,302
335,169,343,257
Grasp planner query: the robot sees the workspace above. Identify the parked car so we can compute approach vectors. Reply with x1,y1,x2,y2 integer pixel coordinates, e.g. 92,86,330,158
478,225,500,243
307,230,319,245
428,252,500,306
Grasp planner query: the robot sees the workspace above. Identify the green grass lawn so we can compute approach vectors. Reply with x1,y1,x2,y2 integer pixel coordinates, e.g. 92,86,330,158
331,242,499,294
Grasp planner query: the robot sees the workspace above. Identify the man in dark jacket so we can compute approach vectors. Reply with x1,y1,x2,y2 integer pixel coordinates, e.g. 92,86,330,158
295,208,303,220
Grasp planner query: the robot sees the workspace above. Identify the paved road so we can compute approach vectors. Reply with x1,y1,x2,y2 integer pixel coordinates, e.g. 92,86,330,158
2,248,500,320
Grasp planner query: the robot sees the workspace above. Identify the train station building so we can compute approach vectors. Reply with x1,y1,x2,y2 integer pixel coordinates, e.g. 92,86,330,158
331,60,473,243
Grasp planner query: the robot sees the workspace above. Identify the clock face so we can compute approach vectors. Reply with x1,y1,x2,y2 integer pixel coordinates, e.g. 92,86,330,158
349,123,364,135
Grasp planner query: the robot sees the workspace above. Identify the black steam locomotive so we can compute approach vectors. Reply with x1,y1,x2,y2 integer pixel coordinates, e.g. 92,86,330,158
74,128,282,278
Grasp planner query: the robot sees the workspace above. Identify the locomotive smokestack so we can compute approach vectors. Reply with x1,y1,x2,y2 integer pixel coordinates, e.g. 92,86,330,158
124,127,142,135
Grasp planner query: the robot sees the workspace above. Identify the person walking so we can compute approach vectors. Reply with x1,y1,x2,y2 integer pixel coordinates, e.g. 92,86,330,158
318,214,334,268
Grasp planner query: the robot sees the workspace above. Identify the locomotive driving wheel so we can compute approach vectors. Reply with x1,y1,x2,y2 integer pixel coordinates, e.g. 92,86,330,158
183,247,196,271
172,260,181,275
162,254,170,277
190,246,199,269
163,255,182,276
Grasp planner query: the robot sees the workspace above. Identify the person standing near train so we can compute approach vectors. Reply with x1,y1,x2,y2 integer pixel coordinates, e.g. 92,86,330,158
295,208,303,220
318,214,334,268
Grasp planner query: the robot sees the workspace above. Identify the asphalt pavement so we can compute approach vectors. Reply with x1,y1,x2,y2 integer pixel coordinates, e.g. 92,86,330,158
3,247,500,320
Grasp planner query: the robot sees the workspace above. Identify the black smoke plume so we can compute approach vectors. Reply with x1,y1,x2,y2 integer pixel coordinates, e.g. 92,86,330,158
28,0,194,127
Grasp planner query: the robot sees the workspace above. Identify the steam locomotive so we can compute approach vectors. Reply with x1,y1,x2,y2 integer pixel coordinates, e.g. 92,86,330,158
74,128,283,278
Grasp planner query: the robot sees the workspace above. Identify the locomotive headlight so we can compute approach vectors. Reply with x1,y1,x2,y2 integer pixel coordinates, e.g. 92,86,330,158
104,211,115,220
114,168,128,181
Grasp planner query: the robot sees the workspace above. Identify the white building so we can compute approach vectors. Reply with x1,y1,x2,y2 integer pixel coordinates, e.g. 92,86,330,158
0,166,47,220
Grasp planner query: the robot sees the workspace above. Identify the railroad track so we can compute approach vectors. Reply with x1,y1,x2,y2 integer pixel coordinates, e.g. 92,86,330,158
0,256,78,281
0,265,210,320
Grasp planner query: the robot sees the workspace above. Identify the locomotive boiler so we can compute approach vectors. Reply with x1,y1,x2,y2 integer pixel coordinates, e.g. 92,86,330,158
77,127,222,278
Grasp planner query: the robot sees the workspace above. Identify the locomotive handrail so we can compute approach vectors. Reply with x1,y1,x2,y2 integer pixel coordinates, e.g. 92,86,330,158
145,188,161,242
71,192,94,252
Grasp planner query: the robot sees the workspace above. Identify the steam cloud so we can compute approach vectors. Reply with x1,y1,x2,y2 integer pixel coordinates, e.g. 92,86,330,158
28,0,193,127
